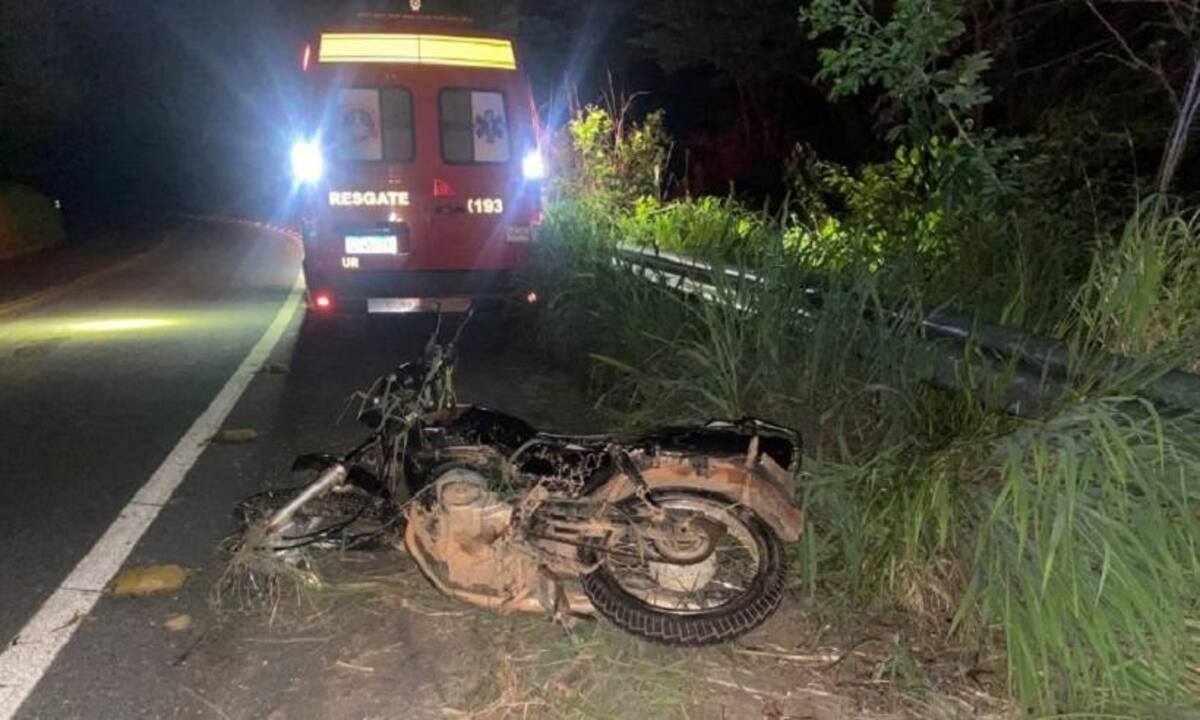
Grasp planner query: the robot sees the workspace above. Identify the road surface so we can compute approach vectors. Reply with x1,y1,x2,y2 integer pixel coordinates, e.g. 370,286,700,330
0,223,301,648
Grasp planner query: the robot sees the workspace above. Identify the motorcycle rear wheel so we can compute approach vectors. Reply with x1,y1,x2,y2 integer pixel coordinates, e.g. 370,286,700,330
580,490,788,646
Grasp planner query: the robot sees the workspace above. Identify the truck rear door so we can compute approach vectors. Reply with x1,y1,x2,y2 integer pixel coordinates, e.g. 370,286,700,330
426,85,530,271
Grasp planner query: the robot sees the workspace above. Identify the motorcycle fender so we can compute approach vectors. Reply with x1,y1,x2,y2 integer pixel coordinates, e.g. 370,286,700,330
593,458,805,543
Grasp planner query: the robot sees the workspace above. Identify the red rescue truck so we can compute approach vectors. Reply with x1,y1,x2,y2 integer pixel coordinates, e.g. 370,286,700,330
291,14,543,313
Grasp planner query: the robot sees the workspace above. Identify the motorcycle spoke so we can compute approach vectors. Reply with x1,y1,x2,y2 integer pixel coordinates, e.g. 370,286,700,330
603,497,763,613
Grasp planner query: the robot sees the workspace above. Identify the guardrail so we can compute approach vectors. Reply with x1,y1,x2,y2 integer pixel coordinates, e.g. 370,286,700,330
614,244,1200,417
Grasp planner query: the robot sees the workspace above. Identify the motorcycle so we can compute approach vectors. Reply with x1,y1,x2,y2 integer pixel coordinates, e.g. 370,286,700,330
239,309,804,646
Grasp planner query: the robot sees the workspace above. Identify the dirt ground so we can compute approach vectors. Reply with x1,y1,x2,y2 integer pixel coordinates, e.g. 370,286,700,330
175,546,1009,720
89,322,1011,720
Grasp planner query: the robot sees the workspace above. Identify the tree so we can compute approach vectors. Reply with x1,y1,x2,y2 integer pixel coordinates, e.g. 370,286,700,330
801,0,992,146
800,0,1023,211
635,0,812,151
1084,0,1200,194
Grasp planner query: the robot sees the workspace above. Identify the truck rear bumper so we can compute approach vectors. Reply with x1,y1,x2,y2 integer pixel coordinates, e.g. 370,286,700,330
303,264,527,313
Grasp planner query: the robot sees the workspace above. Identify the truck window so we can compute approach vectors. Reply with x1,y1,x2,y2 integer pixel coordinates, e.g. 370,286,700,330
332,87,414,162
439,89,510,164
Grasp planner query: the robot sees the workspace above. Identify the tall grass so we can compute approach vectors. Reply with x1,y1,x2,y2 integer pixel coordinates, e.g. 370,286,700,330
1066,199,1200,371
969,399,1200,712
529,195,1200,715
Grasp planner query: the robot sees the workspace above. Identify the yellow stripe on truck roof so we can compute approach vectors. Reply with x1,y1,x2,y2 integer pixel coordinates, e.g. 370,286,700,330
318,33,517,70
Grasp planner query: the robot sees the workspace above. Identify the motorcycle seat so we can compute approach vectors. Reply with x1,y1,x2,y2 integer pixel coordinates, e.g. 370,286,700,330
534,419,801,473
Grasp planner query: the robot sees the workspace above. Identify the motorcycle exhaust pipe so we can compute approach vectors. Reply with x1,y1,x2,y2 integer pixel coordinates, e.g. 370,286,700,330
263,463,348,535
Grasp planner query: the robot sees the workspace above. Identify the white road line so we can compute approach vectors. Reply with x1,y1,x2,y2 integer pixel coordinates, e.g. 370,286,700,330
0,269,305,719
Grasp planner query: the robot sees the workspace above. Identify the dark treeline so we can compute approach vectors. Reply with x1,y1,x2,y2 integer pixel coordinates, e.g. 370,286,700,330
0,0,1195,217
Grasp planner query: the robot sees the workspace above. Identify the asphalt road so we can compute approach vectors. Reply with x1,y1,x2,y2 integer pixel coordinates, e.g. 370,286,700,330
0,219,595,718
0,222,301,647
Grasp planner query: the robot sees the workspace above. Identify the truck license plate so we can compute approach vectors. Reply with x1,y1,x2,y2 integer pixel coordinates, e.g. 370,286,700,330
345,234,398,254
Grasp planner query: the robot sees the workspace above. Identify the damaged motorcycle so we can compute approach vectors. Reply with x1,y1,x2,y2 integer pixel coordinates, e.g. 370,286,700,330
237,310,804,646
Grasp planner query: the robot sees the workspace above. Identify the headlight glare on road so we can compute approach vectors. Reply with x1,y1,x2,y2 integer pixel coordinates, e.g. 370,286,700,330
291,138,324,185
522,149,545,181
68,317,176,333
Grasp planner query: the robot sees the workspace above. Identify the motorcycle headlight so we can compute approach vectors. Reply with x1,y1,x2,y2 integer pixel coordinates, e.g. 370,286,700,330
522,149,545,181
291,138,324,185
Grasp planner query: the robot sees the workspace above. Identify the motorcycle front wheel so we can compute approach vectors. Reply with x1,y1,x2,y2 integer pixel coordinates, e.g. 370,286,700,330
234,484,395,551
580,490,788,646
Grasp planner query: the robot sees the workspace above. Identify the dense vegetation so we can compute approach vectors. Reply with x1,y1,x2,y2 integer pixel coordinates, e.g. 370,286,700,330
528,1,1200,716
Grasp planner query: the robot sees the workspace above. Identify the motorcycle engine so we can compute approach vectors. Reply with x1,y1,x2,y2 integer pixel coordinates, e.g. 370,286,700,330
406,469,539,604
437,469,512,557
